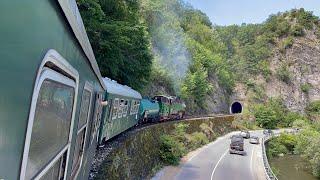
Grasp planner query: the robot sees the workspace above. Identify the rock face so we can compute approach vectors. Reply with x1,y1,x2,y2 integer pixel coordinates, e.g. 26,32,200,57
208,31,320,114
228,30,320,113
269,33,320,112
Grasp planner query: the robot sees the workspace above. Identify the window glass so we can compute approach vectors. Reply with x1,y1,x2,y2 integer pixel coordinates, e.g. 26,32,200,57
112,99,119,119
91,93,103,143
39,152,67,180
123,100,128,117
130,100,135,115
78,90,91,128
118,100,124,118
136,102,140,114
26,80,74,179
71,129,86,175
108,100,113,122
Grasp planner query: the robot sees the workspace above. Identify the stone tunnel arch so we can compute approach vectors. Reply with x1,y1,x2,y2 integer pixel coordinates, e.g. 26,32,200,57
230,101,243,114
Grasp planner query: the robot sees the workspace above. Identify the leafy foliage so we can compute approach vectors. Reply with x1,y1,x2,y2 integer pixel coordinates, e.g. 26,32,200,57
267,133,297,158
77,0,153,90
300,83,312,93
306,101,320,115
276,64,292,84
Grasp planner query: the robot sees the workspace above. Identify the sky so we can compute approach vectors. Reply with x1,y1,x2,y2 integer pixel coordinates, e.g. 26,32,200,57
184,0,320,26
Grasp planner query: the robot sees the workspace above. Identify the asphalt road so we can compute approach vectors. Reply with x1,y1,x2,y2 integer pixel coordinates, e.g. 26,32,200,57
153,130,267,180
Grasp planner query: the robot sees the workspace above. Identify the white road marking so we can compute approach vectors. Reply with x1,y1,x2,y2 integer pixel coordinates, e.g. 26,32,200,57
250,146,255,175
210,149,228,180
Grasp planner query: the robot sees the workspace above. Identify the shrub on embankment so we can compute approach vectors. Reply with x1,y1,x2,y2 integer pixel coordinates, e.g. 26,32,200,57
267,121,320,177
94,116,236,180
159,123,212,165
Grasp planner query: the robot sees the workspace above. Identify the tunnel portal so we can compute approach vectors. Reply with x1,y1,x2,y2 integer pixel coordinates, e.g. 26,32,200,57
230,102,243,114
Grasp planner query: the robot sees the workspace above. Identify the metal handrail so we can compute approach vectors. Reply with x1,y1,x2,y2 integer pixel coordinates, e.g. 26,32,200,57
262,134,279,180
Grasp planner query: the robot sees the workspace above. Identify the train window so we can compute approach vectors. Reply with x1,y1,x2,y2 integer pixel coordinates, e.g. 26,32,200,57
39,152,67,180
135,101,140,114
20,50,79,180
108,99,113,122
118,99,124,118
112,99,119,120
133,101,137,114
90,92,104,144
78,89,91,128
71,83,93,179
130,100,135,115
25,71,75,179
123,100,128,117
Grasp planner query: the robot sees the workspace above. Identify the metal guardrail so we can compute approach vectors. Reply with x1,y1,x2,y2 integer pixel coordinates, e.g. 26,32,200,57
262,134,279,180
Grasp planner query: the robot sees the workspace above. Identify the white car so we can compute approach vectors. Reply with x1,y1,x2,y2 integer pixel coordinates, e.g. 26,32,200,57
249,136,259,144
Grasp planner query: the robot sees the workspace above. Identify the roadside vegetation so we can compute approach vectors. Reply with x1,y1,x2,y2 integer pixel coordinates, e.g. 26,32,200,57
266,100,320,177
159,122,217,165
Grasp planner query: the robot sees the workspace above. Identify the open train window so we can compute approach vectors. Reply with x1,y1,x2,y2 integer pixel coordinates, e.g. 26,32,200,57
71,83,93,179
130,100,135,115
20,49,79,180
90,92,104,144
123,100,128,117
112,99,119,120
118,99,124,118
135,101,140,114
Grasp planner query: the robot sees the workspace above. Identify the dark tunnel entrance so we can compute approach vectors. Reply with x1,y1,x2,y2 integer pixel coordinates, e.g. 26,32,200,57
230,102,242,114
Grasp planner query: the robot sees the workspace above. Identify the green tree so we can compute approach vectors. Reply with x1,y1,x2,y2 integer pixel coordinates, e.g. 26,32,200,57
253,104,278,129
77,0,153,90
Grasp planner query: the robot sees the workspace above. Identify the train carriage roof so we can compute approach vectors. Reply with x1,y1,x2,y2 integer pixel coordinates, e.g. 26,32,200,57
57,0,106,89
103,78,142,99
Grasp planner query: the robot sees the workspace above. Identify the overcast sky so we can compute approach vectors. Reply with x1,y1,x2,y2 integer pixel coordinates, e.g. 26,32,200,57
184,0,320,26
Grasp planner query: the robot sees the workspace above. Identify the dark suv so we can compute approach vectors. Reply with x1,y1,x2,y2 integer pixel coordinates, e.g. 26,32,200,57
229,135,246,155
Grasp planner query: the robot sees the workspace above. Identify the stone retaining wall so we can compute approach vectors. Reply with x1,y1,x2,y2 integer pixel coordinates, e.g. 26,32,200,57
94,116,235,180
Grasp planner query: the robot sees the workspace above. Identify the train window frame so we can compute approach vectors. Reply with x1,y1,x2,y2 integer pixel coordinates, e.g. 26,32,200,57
130,100,135,115
20,49,79,180
71,82,93,179
136,101,140,114
118,99,125,118
90,92,104,144
112,98,119,120
107,99,113,122
123,100,128,117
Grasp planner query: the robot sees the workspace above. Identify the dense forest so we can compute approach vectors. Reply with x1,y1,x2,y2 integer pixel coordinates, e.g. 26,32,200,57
77,0,320,114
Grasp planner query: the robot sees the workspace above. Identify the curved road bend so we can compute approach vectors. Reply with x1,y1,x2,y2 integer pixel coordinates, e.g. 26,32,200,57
153,131,267,180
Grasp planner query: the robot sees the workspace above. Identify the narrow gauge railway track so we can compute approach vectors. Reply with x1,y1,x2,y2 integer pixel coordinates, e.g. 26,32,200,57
90,114,235,179
136,114,235,131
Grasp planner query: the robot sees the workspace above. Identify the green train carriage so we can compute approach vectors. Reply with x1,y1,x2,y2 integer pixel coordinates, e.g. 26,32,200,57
0,1,106,179
138,98,160,123
98,78,142,144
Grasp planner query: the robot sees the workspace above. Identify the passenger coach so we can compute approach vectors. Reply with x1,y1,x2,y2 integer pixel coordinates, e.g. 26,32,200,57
0,1,106,179
98,78,142,144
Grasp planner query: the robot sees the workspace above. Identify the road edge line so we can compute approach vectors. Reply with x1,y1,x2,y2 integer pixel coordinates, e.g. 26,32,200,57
210,149,228,180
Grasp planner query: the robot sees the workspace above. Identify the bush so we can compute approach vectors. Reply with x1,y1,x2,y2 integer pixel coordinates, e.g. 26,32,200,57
281,112,306,127
267,138,288,158
267,133,297,158
282,36,294,49
301,83,311,93
295,128,320,177
277,133,297,152
253,104,278,129
290,24,304,36
306,101,320,115
186,132,209,150
276,64,292,84
159,135,186,165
